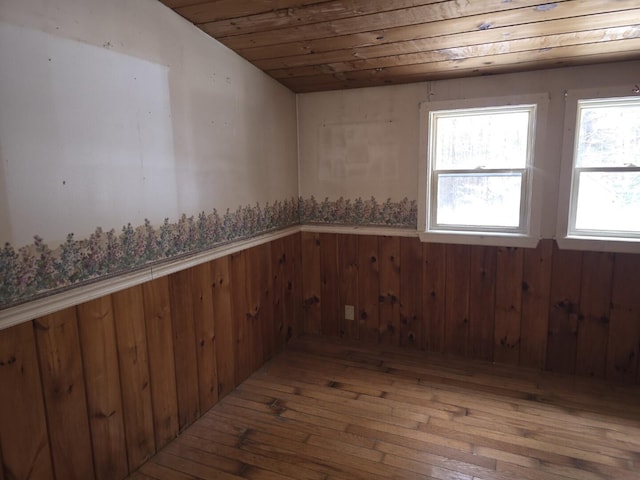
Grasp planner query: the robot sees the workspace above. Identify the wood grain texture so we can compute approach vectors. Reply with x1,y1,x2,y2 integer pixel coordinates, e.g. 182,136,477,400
245,243,272,367
210,256,235,398
320,233,340,337
493,247,524,365
76,297,129,480
378,236,401,346
142,277,179,450
112,285,156,471
0,232,317,479
301,232,322,335
546,246,582,375
34,307,95,480
284,232,303,341
304,234,640,383
444,244,470,357
159,0,640,92
229,251,251,385
606,253,640,382
399,237,422,348
422,242,446,352
124,335,640,480
270,237,286,354
520,239,553,369
468,246,496,361
0,321,53,480
358,235,380,343
191,263,218,412
575,251,614,378
338,234,359,340
168,269,201,431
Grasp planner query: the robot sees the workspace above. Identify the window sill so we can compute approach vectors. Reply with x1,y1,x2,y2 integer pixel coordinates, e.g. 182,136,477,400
556,235,640,254
419,230,540,248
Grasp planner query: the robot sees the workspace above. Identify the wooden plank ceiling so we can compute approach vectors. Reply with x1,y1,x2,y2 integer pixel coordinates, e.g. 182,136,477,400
159,0,640,92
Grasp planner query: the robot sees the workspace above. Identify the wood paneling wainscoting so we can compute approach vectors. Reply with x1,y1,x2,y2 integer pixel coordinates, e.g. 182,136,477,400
301,233,640,384
0,233,302,480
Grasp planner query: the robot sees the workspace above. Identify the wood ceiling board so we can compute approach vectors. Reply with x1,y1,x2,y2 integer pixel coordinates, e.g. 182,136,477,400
199,0,469,38
268,25,640,79
280,44,640,92
158,0,640,92
292,35,640,82
252,10,640,70
173,0,326,24
210,1,579,50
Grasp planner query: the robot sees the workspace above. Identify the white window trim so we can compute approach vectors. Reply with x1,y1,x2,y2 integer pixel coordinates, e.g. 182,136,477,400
418,94,549,248
556,87,640,254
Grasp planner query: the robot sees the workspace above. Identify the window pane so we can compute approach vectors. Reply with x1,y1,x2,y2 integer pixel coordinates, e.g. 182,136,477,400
575,171,640,233
434,110,531,170
436,173,522,227
576,101,640,167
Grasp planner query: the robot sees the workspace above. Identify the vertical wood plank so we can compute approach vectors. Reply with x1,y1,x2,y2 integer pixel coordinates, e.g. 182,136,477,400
575,251,614,378
358,235,380,343
444,244,470,356
520,239,553,369
606,253,640,382
35,307,95,480
379,236,401,346
494,247,524,365
191,263,219,412
468,246,496,361
271,237,286,353
245,243,271,366
230,251,252,384
422,243,446,352
301,232,322,335
77,297,129,480
339,234,359,340
546,245,582,374
0,322,53,480
320,233,341,337
284,233,303,342
399,236,422,348
211,256,235,398
168,269,200,430
141,277,179,450
112,285,156,471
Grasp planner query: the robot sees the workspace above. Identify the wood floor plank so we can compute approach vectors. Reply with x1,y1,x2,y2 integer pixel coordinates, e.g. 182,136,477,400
125,336,640,480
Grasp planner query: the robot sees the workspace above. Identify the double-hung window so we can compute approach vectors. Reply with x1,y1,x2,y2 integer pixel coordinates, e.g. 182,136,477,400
418,95,547,247
557,91,640,252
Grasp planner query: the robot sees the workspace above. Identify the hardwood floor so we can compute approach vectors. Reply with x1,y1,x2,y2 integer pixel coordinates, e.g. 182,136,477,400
127,335,640,480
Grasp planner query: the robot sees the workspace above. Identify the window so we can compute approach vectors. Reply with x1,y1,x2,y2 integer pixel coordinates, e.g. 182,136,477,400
557,91,640,253
418,95,547,247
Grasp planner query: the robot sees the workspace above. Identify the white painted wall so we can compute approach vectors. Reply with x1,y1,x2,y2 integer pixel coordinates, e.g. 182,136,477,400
0,0,298,246
298,61,640,237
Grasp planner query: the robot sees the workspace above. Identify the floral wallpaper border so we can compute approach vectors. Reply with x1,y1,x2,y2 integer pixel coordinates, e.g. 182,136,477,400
0,196,417,309
299,196,417,228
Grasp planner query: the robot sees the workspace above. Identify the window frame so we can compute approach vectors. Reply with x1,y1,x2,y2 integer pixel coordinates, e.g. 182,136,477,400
556,88,640,253
418,94,548,248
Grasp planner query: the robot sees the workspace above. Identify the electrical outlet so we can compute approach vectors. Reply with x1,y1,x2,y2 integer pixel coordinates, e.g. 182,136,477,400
345,305,355,321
